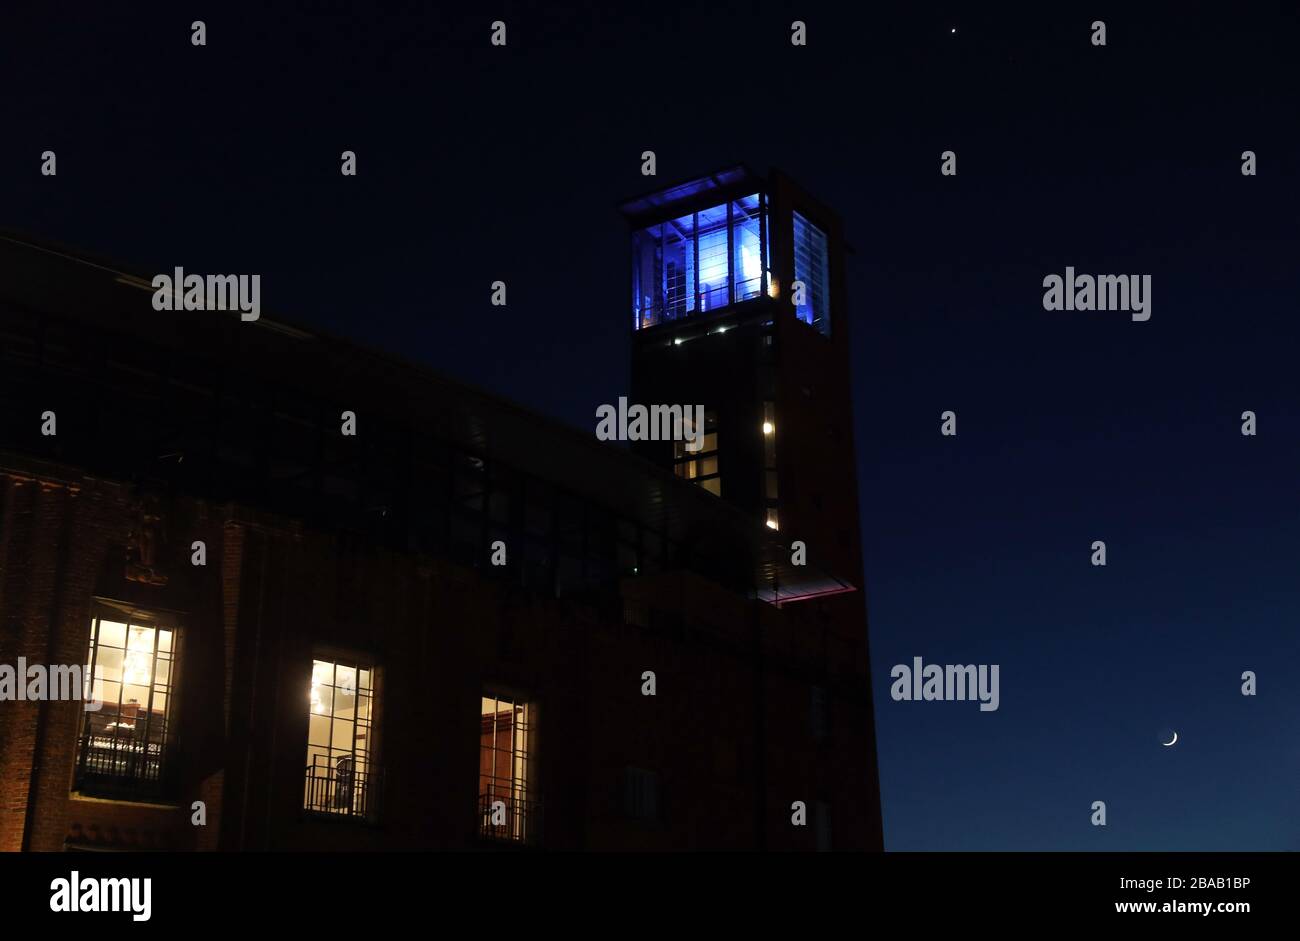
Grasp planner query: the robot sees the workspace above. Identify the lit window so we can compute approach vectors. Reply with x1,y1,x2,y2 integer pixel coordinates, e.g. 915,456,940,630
696,203,729,311
763,401,779,525
793,211,831,336
674,410,720,496
732,194,764,302
480,693,538,843
632,226,664,329
632,195,770,329
663,213,696,320
75,610,178,799
305,657,377,818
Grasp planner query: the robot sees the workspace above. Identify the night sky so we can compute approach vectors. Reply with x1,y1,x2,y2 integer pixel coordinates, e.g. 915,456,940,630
4,3,1297,850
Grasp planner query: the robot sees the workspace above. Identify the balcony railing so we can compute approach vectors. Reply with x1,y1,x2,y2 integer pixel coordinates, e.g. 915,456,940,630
478,793,542,845
305,755,379,819
75,732,170,799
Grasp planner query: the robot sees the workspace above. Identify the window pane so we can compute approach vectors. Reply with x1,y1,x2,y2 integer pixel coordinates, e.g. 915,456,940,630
732,195,763,301
663,214,695,321
98,620,127,649
309,714,331,746
479,694,534,843
305,656,377,817
95,647,124,682
697,204,729,311
335,664,357,694
632,224,663,329
793,211,831,336
333,683,356,717
75,612,179,799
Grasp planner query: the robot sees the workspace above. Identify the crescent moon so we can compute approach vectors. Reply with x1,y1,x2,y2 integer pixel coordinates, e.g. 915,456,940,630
1162,732,1178,747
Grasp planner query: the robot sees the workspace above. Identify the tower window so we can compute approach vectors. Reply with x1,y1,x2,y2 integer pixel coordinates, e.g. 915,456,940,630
763,401,778,526
632,194,771,329
674,410,720,496
732,194,765,302
696,203,729,311
793,211,831,337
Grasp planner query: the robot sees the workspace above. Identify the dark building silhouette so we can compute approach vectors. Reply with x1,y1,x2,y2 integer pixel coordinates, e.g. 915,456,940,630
0,167,882,851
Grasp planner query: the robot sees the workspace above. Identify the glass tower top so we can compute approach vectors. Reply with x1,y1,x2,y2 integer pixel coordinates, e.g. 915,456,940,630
631,192,771,331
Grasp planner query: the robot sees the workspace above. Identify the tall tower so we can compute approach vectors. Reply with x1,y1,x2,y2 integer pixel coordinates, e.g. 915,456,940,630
621,166,883,849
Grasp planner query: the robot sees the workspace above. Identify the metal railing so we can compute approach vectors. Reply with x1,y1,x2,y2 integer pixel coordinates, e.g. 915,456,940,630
478,793,542,844
305,754,378,818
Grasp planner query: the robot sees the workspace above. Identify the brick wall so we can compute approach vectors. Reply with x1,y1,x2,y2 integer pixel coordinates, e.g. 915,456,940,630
1,455,880,852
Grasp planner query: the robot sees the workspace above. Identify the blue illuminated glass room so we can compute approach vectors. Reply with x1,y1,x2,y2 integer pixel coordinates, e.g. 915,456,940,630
626,167,832,338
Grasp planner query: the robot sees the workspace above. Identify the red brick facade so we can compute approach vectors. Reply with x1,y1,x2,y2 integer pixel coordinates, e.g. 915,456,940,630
0,451,880,851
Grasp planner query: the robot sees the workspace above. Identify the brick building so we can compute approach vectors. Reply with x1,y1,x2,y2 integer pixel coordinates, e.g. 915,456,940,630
0,167,883,851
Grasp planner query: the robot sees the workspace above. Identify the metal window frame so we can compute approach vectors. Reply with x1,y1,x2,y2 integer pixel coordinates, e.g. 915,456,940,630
74,606,180,800
478,691,538,844
634,189,771,330
304,654,377,819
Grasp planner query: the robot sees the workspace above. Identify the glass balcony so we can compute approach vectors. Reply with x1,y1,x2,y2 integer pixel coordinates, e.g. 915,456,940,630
632,193,771,330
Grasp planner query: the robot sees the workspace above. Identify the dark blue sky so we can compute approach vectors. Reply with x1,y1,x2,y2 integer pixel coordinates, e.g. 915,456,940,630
4,2,1296,849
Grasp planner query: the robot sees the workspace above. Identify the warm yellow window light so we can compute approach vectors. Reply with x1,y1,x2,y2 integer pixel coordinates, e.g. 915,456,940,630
122,627,154,686
310,660,332,714
762,421,774,435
